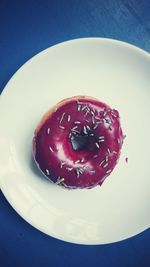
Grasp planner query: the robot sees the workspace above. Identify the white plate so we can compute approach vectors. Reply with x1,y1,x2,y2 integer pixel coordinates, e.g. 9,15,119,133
0,38,150,245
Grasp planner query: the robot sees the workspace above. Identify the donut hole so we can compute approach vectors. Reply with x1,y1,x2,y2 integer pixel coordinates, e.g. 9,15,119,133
70,133,97,152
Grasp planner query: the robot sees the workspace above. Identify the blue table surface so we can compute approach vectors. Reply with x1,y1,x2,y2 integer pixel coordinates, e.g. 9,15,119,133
0,1,150,266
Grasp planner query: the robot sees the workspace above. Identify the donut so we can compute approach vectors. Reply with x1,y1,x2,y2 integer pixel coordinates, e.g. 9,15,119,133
33,96,124,189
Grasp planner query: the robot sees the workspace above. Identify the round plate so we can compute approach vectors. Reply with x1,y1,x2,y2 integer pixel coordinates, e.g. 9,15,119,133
0,38,150,244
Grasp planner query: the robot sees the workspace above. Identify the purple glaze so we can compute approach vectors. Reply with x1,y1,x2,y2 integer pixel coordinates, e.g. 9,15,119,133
33,97,123,189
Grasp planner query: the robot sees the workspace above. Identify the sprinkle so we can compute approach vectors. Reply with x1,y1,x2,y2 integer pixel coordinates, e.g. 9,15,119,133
98,139,105,143
93,124,98,130
77,101,81,111
49,146,54,152
90,133,94,136
99,159,105,166
106,169,111,174
117,138,120,144
82,105,88,111
60,161,67,168
103,163,109,168
92,116,95,124
46,169,50,175
89,170,95,175
77,105,81,111
103,110,107,117
74,159,80,164
105,155,109,162
81,158,85,162
71,126,78,131
56,177,65,185
107,148,111,154
66,167,73,172
72,130,80,134
74,121,81,124
113,151,117,154
86,125,91,131
93,155,98,158
98,136,105,140
111,112,117,118
67,115,71,122
47,128,50,134
59,125,65,129
78,167,84,174
90,111,94,117
95,142,100,148
76,169,80,178
83,126,88,135
60,112,65,124
96,120,102,125
85,119,89,123
69,133,72,138
84,109,89,117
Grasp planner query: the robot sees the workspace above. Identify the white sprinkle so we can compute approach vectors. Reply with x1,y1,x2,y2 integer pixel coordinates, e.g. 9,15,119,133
111,112,117,118
69,133,72,138
59,125,65,129
66,167,73,172
72,130,80,134
83,126,88,135
93,155,98,158
85,119,89,123
60,112,65,124
98,139,105,143
117,138,120,144
60,161,67,168
82,105,88,111
84,110,88,117
47,128,50,134
98,136,105,139
103,110,107,117
113,151,117,154
77,102,81,111
75,159,80,164
79,167,84,174
46,169,50,175
74,121,81,124
86,125,91,131
93,125,98,130
103,163,109,168
92,116,95,124
81,158,85,162
56,177,65,184
91,110,95,116
106,169,111,174
67,115,71,122
89,170,95,175
99,159,105,166
105,155,109,162
49,146,54,152
76,169,80,178
107,148,111,154
71,126,78,131
90,133,94,136
95,142,100,148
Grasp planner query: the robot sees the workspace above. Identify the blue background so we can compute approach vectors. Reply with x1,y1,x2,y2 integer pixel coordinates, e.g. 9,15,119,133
0,0,150,266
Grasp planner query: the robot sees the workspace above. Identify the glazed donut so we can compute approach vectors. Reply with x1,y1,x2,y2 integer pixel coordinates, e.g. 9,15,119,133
33,96,123,189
